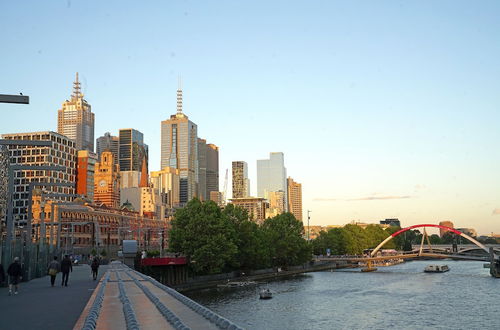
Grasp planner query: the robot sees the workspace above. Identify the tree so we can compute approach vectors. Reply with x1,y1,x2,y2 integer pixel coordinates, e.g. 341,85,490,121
261,213,311,267
169,199,238,275
223,204,270,270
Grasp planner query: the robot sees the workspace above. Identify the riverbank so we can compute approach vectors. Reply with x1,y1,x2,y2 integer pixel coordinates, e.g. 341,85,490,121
172,261,354,292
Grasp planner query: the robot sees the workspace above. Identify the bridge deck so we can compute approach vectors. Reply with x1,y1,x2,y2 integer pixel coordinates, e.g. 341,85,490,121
318,252,490,263
74,262,241,330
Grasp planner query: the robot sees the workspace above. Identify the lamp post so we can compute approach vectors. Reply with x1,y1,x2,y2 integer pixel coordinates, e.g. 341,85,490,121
307,210,312,241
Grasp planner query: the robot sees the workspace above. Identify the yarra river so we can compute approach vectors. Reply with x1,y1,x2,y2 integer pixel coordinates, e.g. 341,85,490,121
186,260,499,329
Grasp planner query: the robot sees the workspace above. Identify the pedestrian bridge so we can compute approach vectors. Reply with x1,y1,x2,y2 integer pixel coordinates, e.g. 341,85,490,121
317,224,500,277
74,262,242,330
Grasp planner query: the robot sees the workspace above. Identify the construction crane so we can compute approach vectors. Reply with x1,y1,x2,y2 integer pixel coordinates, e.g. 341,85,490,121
222,169,228,205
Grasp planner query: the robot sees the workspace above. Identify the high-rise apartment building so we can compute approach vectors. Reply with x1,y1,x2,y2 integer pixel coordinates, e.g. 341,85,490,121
160,87,198,205
1,131,77,225
257,152,287,208
287,177,303,221
206,143,219,198
118,128,148,172
232,161,250,198
94,151,120,208
96,132,119,165
76,150,98,201
57,73,95,151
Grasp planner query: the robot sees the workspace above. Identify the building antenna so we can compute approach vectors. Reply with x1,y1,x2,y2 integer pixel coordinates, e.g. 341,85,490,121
177,75,183,114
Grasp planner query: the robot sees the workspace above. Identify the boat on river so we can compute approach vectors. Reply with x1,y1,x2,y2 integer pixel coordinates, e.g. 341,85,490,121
424,265,449,273
259,289,273,299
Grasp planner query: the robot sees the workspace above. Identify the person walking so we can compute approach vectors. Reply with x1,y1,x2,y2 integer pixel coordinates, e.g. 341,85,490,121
60,255,73,287
7,257,22,295
91,257,100,280
47,256,60,287
0,263,5,286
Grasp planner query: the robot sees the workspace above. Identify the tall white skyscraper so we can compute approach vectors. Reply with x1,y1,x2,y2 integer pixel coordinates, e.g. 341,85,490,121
257,152,287,209
57,73,95,151
160,87,198,205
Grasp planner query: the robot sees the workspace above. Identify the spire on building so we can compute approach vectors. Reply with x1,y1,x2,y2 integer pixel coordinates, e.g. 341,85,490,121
139,155,149,188
176,76,183,115
72,72,82,99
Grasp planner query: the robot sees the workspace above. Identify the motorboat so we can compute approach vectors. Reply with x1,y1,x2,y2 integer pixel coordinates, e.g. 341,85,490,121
424,265,449,273
259,289,273,299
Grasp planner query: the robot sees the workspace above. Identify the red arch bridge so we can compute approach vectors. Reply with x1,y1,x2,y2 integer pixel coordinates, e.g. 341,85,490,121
317,224,500,278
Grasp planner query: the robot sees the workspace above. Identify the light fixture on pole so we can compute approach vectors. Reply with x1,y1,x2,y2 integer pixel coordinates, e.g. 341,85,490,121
307,210,312,241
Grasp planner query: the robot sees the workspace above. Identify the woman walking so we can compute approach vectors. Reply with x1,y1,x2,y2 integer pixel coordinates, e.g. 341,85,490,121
47,256,60,287
91,257,100,280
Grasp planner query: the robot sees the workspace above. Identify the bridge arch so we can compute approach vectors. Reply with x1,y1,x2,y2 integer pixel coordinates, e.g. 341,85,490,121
370,224,488,257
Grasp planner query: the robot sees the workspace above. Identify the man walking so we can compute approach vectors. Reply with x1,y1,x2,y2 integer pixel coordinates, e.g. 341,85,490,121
47,256,60,287
7,257,22,295
91,257,100,280
61,255,73,287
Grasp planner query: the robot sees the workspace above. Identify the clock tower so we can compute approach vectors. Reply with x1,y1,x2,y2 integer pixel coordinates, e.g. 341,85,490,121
94,150,120,208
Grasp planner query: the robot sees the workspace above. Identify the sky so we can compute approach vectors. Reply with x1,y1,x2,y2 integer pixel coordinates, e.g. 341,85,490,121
1,1,500,235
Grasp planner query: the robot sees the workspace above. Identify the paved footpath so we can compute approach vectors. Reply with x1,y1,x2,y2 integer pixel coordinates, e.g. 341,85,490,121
0,264,108,330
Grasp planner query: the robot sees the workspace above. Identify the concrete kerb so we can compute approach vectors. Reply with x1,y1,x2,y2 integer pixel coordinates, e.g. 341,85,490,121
81,272,111,330
116,270,140,330
125,270,191,330
131,269,244,330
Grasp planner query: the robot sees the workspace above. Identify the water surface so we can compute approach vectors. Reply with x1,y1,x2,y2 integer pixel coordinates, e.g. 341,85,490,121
185,260,499,329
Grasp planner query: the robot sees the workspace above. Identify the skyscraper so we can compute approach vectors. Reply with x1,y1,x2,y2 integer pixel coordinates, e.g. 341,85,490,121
57,73,95,151
287,177,303,221
118,128,148,172
232,161,250,198
160,87,198,205
257,152,287,208
96,132,119,165
206,143,219,198
198,138,207,201
197,139,219,201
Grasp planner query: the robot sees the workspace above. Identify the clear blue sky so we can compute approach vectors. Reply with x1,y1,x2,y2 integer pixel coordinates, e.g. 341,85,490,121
1,1,500,234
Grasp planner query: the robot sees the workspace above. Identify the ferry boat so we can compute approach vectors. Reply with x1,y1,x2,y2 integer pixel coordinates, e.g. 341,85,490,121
424,265,449,273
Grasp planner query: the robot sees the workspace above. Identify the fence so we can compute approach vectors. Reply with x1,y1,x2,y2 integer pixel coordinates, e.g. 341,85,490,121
1,238,61,283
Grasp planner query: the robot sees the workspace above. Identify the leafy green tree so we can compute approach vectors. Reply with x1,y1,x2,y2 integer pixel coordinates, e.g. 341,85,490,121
223,204,270,270
261,213,311,267
169,199,238,275
429,234,442,244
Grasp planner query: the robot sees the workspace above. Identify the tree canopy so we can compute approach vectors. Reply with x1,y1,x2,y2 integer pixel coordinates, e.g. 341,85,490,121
169,199,311,275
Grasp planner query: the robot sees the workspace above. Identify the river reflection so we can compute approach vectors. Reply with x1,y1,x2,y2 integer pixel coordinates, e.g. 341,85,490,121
185,260,499,329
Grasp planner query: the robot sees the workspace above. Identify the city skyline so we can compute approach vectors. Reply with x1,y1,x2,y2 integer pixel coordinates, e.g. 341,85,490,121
2,1,500,234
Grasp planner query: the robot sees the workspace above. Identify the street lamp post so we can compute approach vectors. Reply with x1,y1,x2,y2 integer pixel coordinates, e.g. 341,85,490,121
307,210,312,241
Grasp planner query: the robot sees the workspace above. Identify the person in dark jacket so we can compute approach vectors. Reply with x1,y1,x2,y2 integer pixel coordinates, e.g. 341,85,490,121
60,255,73,287
91,258,100,280
0,263,5,285
7,257,22,295
47,256,60,287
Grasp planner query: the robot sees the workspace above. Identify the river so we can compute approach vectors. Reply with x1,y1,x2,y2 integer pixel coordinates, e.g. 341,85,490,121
185,260,499,329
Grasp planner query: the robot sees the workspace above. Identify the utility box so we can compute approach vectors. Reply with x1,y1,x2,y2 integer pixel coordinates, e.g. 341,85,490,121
123,240,138,255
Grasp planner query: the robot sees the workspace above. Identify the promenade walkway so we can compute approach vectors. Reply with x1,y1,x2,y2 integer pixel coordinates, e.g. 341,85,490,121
0,263,108,330
74,261,243,330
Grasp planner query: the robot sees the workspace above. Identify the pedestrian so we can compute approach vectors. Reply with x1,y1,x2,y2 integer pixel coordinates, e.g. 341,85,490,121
47,256,60,287
0,263,5,285
7,257,22,295
61,255,73,287
91,257,100,280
